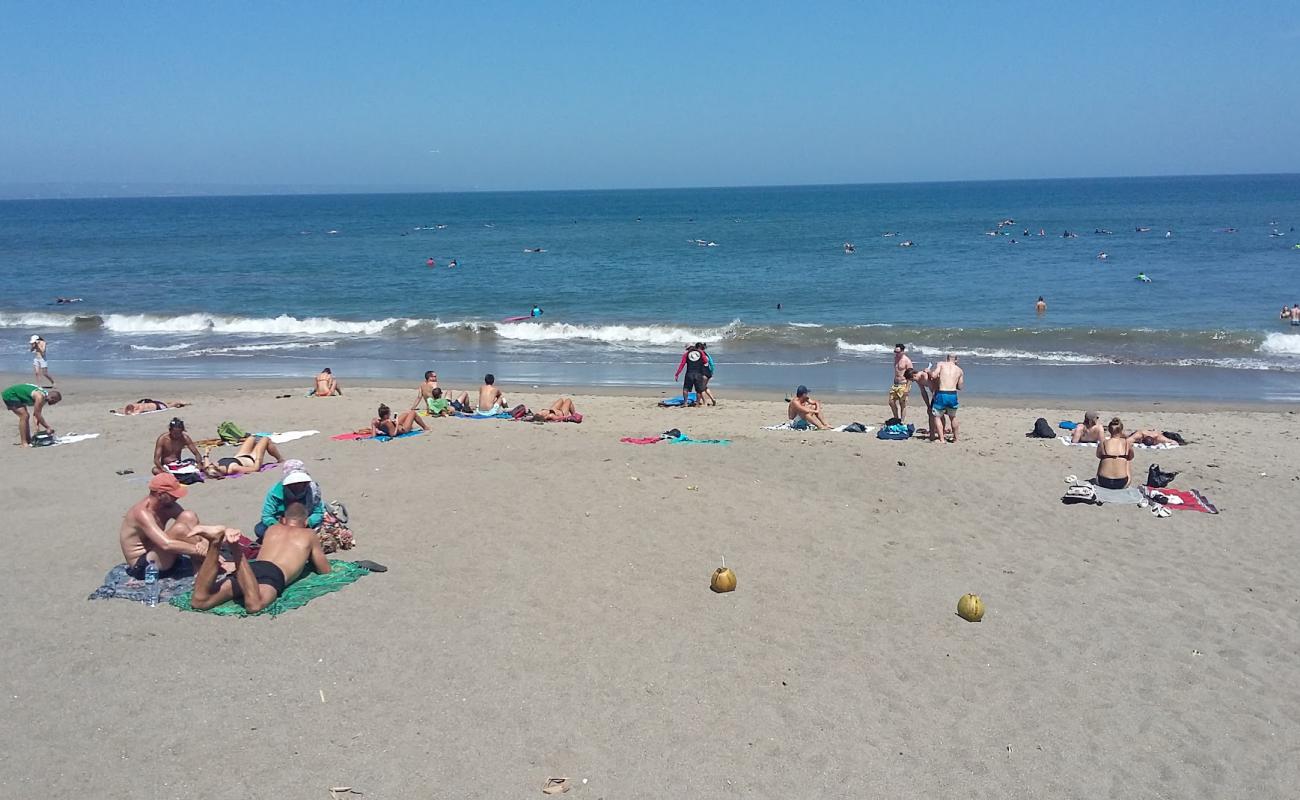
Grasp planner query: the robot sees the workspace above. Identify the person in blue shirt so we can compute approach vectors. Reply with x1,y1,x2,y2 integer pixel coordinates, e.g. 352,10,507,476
257,469,324,539
531,305,543,318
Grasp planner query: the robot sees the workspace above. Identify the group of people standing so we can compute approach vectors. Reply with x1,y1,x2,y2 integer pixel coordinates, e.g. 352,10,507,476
674,342,717,406
889,344,965,442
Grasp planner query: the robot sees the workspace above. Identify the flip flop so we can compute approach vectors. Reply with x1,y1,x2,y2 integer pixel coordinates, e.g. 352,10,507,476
354,560,388,573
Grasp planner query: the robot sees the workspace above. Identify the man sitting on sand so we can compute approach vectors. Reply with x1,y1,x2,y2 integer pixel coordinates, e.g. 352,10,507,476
788,385,830,430
1071,411,1104,444
153,417,202,475
3,383,61,447
314,368,341,396
189,503,331,613
114,399,188,415
477,373,506,414
119,473,222,579
931,354,964,442
411,372,470,415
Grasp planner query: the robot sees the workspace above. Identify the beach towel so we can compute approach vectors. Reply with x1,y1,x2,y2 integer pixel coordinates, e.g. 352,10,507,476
110,408,168,417
620,436,664,445
454,411,513,420
1146,487,1219,514
1058,420,1077,430
88,560,197,603
331,430,422,442
169,560,371,617
1058,436,1180,450
621,432,730,445
49,432,100,447
763,421,875,433
658,393,698,408
262,430,319,444
876,424,915,440
1092,484,1146,505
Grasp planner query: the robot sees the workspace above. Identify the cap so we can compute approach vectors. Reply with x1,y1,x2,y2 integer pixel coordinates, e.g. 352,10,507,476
282,470,313,486
148,473,188,499
30,335,41,343
796,385,809,396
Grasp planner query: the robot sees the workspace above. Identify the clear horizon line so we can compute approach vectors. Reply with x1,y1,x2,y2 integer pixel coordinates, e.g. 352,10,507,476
1,171,1297,202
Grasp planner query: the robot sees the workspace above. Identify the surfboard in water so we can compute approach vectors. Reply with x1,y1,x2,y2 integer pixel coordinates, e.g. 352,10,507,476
501,315,531,323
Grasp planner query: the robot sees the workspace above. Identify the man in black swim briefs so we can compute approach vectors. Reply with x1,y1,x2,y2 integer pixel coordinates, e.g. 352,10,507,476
189,503,330,613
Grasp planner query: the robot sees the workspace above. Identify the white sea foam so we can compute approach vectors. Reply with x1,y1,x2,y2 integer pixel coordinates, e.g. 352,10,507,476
129,343,193,351
836,338,1107,364
787,322,823,328
494,320,740,346
0,311,80,328
1260,332,1300,356
834,340,894,354
100,313,414,336
195,341,339,355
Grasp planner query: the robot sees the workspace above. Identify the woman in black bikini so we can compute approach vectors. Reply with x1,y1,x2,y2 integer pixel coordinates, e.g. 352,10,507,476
371,403,428,438
202,435,283,477
1095,417,1134,490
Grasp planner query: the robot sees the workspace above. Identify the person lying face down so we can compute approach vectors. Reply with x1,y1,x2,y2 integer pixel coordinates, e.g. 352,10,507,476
188,503,332,613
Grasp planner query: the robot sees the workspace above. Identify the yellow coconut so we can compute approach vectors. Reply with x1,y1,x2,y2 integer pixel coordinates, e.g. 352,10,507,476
957,593,985,622
710,567,737,593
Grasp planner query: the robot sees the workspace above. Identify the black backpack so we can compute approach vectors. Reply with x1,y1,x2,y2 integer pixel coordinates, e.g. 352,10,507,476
1146,464,1178,488
1028,418,1056,438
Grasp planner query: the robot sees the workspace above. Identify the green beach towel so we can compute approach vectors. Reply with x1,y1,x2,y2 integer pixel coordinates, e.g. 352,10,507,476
170,560,370,617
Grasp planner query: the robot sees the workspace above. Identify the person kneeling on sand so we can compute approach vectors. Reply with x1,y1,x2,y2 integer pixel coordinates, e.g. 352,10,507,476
119,473,225,579
1071,411,1104,444
153,417,202,475
258,469,324,539
201,434,284,477
189,503,330,613
477,373,506,414
788,385,830,430
372,403,428,437
314,368,341,396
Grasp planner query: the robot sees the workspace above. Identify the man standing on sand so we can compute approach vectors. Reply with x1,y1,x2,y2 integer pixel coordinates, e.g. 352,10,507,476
3,383,61,447
118,473,222,579
888,344,914,421
188,503,331,613
314,368,341,396
153,417,202,475
931,354,965,442
788,385,830,430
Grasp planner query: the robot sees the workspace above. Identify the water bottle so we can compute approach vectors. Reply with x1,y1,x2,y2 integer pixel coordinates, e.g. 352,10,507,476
144,561,160,607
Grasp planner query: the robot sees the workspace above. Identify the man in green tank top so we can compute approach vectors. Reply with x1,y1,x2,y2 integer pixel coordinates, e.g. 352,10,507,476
3,383,63,446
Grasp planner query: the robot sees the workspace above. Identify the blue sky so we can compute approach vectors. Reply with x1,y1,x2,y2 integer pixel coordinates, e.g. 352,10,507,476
2,1,1297,191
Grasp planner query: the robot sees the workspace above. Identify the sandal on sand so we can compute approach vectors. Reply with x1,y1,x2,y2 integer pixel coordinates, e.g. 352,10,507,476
542,777,570,795
354,560,388,573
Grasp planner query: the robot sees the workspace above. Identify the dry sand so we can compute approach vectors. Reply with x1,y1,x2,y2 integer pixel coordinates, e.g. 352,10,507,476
2,373,1299,799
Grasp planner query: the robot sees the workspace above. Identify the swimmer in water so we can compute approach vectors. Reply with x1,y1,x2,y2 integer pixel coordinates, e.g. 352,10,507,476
1036,297,1046,314
843,242,855,253
448,259,457,269
1098,251,1108,260
899,240,915,247
427,257,435,268
1136,273,1151,283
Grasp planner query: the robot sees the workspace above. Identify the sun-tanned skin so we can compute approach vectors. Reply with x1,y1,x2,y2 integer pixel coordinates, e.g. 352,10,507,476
788,392,830,430
533,397,578,421
1071,412,1104,444
189,509,330,613
314,370,341,396
118,490,216,572
201,435,284,477
477,377,505,412
1127,429,1175,446
153,425,201,474
932,354,965,442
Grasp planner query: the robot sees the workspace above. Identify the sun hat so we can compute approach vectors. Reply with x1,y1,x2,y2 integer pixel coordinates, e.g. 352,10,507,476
282,470,313,486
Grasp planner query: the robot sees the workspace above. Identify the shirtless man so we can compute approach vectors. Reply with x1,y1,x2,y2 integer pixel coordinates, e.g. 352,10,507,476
904,367,941,438
314,368,341,396
30,335,54,387
189,503,330,613
788,385,830,430
1283,304,1300,327
118,474,222,579
1127,429,1177,447
1036,297,1047,315
888,344,914,422
1071,411,1104,444
477,374,505,414
153,417,202,475
931,354,965,442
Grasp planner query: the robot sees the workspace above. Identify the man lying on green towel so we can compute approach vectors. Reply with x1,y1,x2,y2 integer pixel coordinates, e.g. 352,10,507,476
191,502,329,613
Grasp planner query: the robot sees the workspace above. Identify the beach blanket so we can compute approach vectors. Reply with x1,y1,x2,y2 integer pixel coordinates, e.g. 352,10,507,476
263,430,319,444
110,408,169,417
529,413,583,423
88,559,197,603
763,421,874,433
331,430,422,442
1147,487,1219,514
1057,436,1179,450
169,559,371,617
620,432,730,446
454,411,513,420
1092,485,1146,505
658,393,698,407
49,432,100,447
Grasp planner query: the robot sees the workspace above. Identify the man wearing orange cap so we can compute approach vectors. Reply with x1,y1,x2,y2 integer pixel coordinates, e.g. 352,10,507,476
117,473,225,579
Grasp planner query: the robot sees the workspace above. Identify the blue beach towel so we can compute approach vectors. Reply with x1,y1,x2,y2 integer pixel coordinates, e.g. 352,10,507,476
454,412,513,419
1058,420,1077,430
876,423,915,440
658,393,699,407
372,430,423,442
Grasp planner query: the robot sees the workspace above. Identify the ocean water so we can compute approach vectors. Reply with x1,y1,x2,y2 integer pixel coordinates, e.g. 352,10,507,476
2,176,1299,401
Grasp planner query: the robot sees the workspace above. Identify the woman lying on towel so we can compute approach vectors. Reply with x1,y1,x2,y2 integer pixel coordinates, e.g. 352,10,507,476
1095,417,1134,490
113,399,189,415
372,404,428,437
529,397,582,422
201,435,284,478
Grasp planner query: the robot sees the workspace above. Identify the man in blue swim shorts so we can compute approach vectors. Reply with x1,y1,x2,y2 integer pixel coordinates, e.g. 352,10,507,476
930,354,965,443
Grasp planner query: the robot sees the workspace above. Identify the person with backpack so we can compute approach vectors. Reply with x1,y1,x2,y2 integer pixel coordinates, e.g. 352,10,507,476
674,344,709,407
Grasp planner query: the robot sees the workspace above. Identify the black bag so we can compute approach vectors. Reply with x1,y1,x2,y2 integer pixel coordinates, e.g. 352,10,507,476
1146,463,1178,488
30,432,55,447
1162,430,1187,446
1028,417,1056,438
843,422,867,433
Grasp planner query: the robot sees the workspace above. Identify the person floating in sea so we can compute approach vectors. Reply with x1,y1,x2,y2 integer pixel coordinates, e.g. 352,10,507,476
843,242,855,254
1097,251,1108,260
54,297,83,304
448,259,458,269
1136,273,1152,283
899,240,915,247
1036,297,1047,314
531,305,543,318
427,257,435,268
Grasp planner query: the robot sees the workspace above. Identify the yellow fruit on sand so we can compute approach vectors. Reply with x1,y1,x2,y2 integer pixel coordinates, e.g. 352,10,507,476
957,593,984,622
710,567,737,593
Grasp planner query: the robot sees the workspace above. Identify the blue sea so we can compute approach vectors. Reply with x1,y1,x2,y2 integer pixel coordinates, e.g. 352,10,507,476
3,175,1300,401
